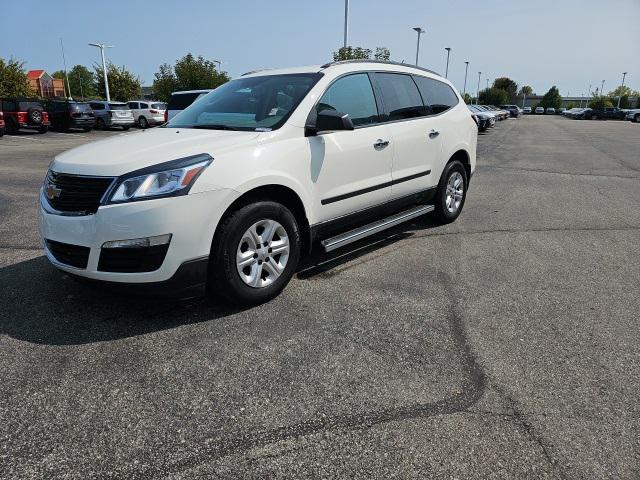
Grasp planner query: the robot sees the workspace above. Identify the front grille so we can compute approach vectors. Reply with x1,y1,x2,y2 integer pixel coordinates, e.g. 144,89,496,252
98,245,169,273
45,240,91,269
45,171,114,214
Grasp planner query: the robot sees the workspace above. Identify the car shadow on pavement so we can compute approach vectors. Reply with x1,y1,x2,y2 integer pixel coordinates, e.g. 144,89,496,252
0,216,445,346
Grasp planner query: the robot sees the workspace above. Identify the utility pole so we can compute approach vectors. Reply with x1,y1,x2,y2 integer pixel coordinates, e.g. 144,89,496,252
89,43,113,101
601,79,605,97
444,47,451,78
413,27,425,66
60,38,71,98
463,61,469,96
343,0,349,48
476,71,481,105
617,72,628,108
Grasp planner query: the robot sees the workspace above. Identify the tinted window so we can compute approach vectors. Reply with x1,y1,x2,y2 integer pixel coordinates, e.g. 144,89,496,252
374,73,425,121
128,102,138,109
108,103,128,110
318,73,378,126
140,102,149,109
72,103,92,112
413,76,458,114
169,74,320,131
18,101,44,110
90,103,104,110
151,103,166,110
167,92,205,111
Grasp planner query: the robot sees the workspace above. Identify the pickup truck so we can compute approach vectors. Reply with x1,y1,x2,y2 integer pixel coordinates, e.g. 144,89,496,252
584,107,627,120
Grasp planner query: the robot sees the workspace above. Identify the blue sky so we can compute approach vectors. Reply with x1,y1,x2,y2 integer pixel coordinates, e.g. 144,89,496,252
2,0,638,97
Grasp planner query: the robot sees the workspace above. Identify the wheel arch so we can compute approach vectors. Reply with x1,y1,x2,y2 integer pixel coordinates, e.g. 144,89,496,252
447,149,472,182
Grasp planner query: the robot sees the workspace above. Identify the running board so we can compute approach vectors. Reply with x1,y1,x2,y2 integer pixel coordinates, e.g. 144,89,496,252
321,205,434,252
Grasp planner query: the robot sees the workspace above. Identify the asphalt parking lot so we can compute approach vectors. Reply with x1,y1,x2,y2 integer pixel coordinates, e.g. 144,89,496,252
1,117,639,479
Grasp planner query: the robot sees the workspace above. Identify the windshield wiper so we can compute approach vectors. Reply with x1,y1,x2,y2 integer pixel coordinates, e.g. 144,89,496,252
192,124,239,131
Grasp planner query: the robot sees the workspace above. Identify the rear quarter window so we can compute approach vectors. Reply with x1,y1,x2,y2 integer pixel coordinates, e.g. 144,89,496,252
412,76,459,114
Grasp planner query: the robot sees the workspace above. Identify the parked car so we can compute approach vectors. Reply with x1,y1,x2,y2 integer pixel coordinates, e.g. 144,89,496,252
0,98,50,133
499,104,520,117
46,100,95,132
127,100,167,128
557,107,566,115
535,106,544,114
468,106,494,131
0,111,5,137
625,109,640,123
584,107,627,120
88,101,135,130
481,105,509,120
166,90,212,121
545,107,556,114
39,61,476,305
523,107,532,114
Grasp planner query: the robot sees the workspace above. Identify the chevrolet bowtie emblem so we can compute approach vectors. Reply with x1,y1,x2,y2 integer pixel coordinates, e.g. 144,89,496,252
46,184,62,200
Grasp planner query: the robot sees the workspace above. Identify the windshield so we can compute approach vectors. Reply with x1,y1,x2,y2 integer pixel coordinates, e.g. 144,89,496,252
168,73,322,131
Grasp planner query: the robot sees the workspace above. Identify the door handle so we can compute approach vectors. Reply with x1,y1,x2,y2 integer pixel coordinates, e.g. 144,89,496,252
373,139,390,149
428,129,440,138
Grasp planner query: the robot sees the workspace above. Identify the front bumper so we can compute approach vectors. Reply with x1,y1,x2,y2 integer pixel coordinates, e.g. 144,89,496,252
39,187,241,286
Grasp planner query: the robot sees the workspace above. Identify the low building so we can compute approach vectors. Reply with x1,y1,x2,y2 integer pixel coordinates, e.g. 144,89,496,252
27,70,66,98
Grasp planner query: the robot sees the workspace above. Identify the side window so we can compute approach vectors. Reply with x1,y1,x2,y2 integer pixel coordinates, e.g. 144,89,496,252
317,73,379,126
140,102,149,109
373,73,426,121
413,76,459,114
128,102,138,109
90,103,103,110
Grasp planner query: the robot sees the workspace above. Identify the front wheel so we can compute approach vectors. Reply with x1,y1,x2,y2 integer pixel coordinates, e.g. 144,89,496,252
38,126,48,134
433,160,468,224
634,115,640,123
210,201,301,305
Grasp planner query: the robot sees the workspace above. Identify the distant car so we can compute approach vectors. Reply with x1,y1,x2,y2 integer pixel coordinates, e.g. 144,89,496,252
166,89,212,121
88,101,135,130
0,98,50,133
557,108,566,115
545,107,556,114
523,107,532,114
535,107,544,114
468,105,495,131
46,100,95,132
127,100,167,128
472,105,499,122
625,109,640,123
499,104,520,117
584,107,627,120
0,111,5,137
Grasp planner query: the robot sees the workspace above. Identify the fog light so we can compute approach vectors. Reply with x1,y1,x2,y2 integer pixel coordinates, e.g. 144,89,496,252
102,234,172,249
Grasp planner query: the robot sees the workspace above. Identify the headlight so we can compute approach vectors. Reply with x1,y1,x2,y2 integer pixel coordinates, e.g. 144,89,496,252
107,153,212,204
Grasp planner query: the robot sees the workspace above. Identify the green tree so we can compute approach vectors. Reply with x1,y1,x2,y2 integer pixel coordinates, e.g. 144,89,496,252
152,53,230,102
462,92,473,104
539,86,563,109
478,87,508,106
94,62,142,102
493,77,518,99
333,46,372,61
67,65,97,100
374,47,391,61
588,96,614,109
519,85,533,96
0,57,33,97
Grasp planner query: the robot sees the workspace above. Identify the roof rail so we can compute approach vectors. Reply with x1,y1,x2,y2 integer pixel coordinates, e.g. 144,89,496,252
241,68,272,76
319,59,441,77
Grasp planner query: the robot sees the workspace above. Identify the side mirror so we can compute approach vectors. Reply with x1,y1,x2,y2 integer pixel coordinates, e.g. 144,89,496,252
305,109,354,136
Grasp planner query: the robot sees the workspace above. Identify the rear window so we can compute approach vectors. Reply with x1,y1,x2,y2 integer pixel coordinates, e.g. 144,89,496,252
71,103,92,112
18,101,44,110
412,76,458,114
167,92,206,111
151,103,166,110
108,103,129,110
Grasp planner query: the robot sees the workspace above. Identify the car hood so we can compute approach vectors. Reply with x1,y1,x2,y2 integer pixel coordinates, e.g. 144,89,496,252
51,128,260,176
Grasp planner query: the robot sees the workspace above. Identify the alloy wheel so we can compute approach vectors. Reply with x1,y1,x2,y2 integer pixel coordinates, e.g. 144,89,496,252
445,171,464,214
236,219,290,288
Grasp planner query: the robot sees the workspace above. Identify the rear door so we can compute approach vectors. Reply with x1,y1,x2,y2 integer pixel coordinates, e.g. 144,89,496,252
309,72,393,222
371,72,440,200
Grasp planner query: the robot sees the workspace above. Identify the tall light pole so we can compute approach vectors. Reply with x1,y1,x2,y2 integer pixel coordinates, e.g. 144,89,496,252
444,47,451,78
59,38,71,98
212,60,222,71
463,61,469,96
89,43,113,101
343,0,349,48
476,71,481,104
413,27,425,66
617,72,628,108
601,79,605,97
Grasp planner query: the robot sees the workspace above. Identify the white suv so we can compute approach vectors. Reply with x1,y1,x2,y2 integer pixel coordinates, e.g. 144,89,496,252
39,61,477,305
127,100,167,128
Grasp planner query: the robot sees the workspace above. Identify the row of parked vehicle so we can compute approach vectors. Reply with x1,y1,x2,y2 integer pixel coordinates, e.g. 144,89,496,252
561,106,640,122
0,97,168,135
467,104,520,132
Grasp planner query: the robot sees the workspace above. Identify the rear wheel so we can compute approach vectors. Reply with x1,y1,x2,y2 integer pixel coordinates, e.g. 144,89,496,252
433,160,468,224
122,125,130,131
210,201,301,305
96,118,106,130
138,116,149,129
38,126,48,134
634,114,640,123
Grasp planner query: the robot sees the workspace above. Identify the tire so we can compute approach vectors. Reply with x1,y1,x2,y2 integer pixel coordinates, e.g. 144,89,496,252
83,126,92,132
122,126,130,131
210,201,301,305
634,115,640,123
38,126,48,134
433,160,468,224
138,116,149,129
592,114,599,120
27,107,43,125
0,128,4,137
96,118,106,130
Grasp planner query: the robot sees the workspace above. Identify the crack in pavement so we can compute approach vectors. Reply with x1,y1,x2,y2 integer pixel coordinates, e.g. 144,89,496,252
479,164,640,180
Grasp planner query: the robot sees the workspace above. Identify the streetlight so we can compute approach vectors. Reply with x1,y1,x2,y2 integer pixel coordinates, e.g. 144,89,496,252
617,72,628,108
59,38,71,98
413,27,425,66
444,47,451,78
89,43,113,101
476,71,481,104
212,59,222,71
343,0,349,48
601,79,605,97
463,61,469,96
